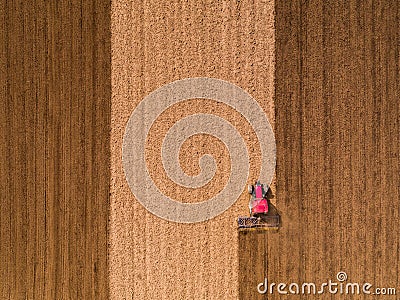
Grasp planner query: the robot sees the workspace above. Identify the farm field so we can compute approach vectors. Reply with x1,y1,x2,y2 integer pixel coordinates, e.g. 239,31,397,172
1,1,399,299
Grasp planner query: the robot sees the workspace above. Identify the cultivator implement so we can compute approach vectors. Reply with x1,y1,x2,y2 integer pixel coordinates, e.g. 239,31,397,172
237,215,280,231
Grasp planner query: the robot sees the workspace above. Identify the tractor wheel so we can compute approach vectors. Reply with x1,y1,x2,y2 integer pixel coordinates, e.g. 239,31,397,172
248,185,253,194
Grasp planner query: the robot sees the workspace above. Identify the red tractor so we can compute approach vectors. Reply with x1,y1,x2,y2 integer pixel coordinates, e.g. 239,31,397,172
248,180,269,216
238,180,280,230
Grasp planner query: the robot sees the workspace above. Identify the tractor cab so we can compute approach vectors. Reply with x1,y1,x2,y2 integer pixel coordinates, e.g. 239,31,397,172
248,181,269,216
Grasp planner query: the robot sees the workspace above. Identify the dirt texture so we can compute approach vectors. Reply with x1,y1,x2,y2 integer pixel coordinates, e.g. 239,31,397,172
0,0,110,299
111,1,275,299
2,0,398,299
